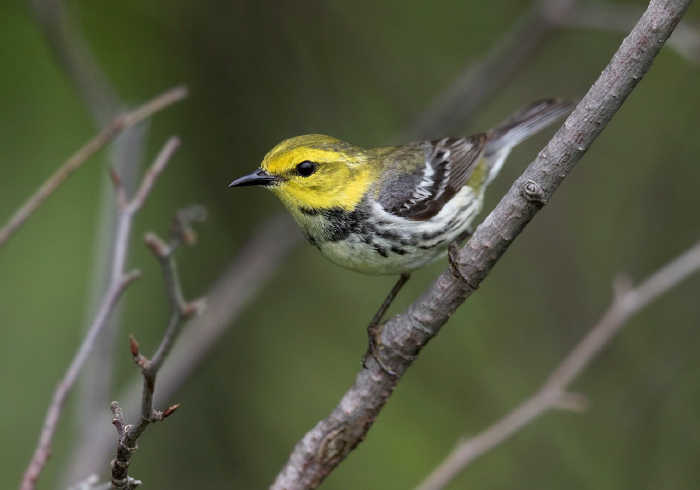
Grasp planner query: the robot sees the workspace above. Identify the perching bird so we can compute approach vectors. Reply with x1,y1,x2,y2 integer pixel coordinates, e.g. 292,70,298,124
230,98,575,372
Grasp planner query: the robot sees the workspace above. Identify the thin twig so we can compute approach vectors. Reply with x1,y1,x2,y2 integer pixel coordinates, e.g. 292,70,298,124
0,86,187,249
130,138,181,213
416,240,700,490
20,277,141,490
59,1,578,481
26,0,159,447
64,215,302,482
271,0,693,487
110,210,206,490
63,6,570,476
21,138,181,490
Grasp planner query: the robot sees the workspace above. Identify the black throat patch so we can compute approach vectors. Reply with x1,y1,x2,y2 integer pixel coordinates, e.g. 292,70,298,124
299,206,369,243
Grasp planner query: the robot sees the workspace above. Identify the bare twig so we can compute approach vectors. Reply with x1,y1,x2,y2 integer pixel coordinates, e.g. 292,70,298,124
26,0,160,447
110,401,143,489
60,4,562,483
110,208,206,490
406,0,698,144
130,139,181,213
416,240,700,490
64,215,302,482
271,0,693,488
21,138,182,490
0,86,187,249
21,270,140,490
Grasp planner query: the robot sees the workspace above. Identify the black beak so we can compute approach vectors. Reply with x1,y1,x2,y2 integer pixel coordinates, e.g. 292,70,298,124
229,168,283,188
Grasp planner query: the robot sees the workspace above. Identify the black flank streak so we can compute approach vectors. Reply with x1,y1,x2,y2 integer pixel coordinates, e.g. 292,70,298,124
373,244,388,257
316,206,397,258
374,228,413,246
318,207,370,242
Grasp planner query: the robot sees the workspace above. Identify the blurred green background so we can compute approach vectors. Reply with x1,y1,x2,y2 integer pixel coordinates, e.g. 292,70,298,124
2,0,700,488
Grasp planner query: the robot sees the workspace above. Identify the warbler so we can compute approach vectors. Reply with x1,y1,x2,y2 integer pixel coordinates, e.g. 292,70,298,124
230,98,574,372
230,99,573,275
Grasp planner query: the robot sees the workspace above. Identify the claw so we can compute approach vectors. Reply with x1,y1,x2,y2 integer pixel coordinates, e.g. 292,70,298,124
362,323,399,376
362,273,412,376
448,241,478,289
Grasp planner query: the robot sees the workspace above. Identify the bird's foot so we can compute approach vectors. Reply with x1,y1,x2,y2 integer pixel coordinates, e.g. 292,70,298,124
448,241,479,290
362,321,415,376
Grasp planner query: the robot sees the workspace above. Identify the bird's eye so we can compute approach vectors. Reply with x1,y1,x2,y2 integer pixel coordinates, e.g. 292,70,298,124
296,160,316,177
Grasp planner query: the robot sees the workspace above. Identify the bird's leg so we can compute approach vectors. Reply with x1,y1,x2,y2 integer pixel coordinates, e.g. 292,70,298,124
363,272,411,375
369,273,410,328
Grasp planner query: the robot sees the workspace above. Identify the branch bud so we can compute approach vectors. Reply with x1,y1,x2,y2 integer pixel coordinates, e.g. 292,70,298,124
129,335,140,357
144,232,169,257
162,404,181,418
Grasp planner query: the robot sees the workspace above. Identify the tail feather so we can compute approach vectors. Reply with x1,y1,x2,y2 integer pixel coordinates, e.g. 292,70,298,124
483,98,577,183
487,98,577,149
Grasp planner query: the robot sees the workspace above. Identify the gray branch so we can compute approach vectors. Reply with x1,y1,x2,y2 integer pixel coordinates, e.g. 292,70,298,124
110,203,206,490
62,214,302,484
416,239,700,489
271,0,694,488
20,132,185,490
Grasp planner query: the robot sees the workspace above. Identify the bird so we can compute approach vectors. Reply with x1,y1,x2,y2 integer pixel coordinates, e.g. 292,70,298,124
230,98,575,373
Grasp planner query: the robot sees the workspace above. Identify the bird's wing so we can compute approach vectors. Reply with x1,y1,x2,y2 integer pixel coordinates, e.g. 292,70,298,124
376,135,487,221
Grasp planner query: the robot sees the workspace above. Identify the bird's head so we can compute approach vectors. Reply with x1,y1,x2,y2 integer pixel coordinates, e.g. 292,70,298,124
230,135,376,212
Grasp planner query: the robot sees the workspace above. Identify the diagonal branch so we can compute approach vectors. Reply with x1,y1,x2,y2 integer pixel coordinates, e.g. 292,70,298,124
20,137,182,490
110,207,206,490
25,0,174,450
416,239,700,490
271,0,694,488
21,270,141,490
63,214,302,482
0,86,187,249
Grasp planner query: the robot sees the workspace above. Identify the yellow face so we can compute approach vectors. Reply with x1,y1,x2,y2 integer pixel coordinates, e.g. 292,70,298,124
258,135,376,211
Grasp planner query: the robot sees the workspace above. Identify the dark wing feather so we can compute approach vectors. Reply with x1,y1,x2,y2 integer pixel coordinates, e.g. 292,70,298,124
379,135,487,221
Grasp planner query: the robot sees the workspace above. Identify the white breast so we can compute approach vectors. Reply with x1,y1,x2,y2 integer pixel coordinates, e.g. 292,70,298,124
318,186,485,275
